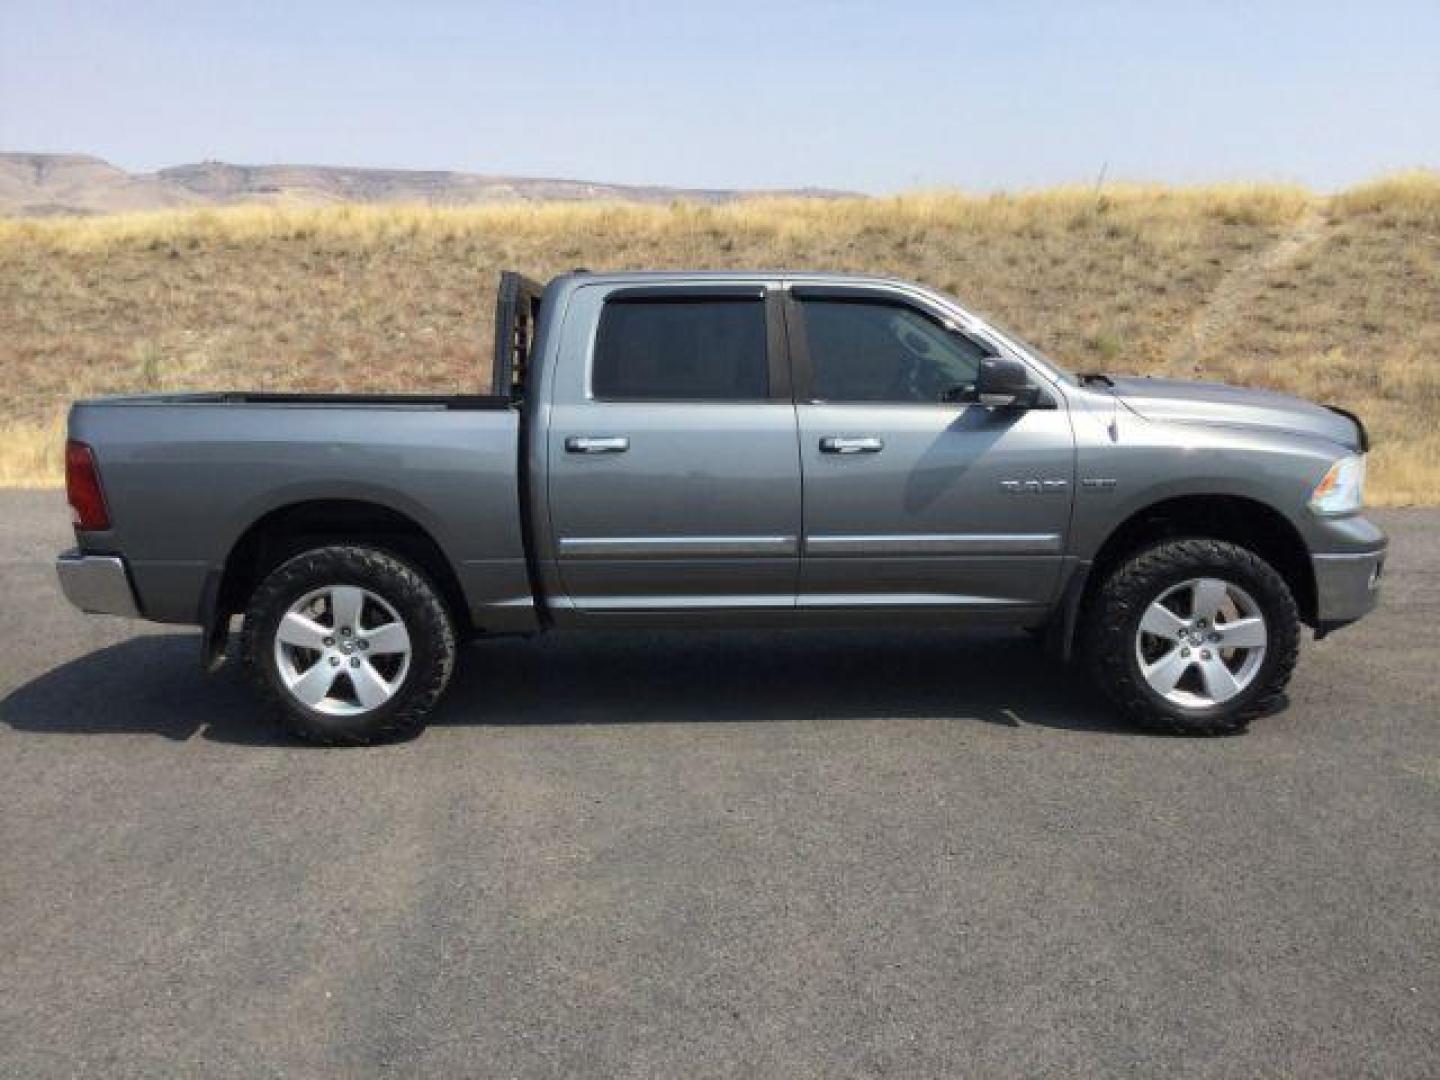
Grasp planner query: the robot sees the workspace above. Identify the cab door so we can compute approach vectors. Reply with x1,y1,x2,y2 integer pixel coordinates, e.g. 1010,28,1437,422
544,281,801,615
788,285,1075,616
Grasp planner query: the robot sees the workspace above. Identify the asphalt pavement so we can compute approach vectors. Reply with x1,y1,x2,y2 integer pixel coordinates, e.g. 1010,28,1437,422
1,490,1436,1077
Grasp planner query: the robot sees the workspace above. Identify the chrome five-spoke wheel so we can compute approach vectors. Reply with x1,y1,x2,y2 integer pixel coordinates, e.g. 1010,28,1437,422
1134,576,1268,709
273,585,412,716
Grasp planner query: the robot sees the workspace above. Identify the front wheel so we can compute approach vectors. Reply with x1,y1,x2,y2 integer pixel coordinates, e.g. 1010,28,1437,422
1084,538,1300,735
241,545,456,745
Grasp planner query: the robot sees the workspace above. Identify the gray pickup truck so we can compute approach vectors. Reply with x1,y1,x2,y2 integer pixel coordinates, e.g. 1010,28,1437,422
57,270,1385,743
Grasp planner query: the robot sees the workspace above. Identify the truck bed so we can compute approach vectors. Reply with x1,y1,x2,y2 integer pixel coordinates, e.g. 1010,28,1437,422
68,394,535,631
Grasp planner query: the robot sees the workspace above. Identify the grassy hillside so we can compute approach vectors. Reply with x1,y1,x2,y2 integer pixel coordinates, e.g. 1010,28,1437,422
2,173,1436,502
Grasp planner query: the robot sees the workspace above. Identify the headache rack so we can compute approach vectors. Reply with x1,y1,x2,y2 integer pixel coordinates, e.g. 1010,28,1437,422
491,271,545,400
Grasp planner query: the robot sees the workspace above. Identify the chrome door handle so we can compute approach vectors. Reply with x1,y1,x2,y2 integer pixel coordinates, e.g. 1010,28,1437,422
565,435,630,454
819,436,884,455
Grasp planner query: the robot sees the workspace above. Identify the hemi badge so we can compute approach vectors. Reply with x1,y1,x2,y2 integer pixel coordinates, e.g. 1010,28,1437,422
1081,478,1118,491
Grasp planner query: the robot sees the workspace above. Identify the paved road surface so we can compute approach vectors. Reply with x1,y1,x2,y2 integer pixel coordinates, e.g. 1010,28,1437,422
2,491,1436,1077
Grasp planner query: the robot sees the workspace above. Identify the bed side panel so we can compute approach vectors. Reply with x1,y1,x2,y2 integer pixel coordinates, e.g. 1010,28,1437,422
68,401,535,630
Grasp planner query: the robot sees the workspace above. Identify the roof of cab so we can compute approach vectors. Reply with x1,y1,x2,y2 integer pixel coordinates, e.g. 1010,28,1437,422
551,268,916,286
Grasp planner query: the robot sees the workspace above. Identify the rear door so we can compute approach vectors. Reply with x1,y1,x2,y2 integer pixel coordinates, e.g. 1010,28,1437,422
544,280,801,614
788,284,1075,615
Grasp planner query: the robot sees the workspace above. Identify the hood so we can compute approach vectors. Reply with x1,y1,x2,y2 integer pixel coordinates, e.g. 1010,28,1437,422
1107,376,1365,452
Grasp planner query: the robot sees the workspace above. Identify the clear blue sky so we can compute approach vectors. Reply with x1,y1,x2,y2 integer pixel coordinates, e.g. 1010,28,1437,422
2,0,1436,193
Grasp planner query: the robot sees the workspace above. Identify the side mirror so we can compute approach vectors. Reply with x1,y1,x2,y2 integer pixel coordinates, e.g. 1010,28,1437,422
976,356,1040,409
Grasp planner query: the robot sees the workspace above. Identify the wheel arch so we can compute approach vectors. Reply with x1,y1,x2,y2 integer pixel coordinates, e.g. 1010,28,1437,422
208,499,471,663
1055,493,1317,662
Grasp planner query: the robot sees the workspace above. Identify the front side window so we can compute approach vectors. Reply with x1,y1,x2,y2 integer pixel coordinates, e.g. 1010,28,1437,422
593,298,768,401
800,299,994,403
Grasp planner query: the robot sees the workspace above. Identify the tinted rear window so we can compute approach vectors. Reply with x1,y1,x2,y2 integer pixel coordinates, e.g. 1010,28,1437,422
593,298,768,401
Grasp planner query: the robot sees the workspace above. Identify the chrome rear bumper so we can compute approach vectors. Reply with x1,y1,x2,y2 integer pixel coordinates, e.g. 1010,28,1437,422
56,550,140,617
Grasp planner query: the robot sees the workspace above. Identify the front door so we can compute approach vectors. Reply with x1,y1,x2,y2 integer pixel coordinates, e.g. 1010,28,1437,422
546,282,801,614
788,286,1075,615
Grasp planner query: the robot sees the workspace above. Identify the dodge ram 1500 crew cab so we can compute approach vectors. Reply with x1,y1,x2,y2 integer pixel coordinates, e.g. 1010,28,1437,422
57,270,1385,743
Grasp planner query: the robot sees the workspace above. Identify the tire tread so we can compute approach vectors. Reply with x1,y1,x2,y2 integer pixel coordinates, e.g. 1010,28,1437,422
1084,537,1300,736
240,545,455,745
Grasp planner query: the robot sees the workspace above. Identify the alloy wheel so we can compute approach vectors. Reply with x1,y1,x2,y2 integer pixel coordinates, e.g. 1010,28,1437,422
1134,576,1268,709
273,585,412,716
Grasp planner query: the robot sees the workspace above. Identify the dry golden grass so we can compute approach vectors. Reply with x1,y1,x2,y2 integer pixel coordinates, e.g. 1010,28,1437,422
1,175,1435,502
0,416,65,488
1184,171,1440,505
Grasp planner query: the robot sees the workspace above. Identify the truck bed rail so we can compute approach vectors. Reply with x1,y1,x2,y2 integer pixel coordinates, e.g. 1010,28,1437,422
81,391,512,410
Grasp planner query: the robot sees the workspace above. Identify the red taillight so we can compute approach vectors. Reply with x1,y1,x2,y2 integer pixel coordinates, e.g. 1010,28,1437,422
65,439,111,531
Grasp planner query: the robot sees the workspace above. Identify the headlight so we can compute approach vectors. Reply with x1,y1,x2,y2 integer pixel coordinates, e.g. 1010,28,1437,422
1309,454,1366,515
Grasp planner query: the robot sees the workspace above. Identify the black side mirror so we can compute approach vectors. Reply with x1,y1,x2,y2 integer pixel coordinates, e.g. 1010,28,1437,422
976,356,1040,409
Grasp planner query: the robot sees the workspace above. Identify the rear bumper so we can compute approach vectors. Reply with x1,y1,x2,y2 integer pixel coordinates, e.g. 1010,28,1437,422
56,550,141,617
1312,547,1385,634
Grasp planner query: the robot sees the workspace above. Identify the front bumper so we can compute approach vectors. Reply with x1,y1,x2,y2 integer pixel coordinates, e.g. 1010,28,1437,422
1312,547,1385,634
56,550,141,617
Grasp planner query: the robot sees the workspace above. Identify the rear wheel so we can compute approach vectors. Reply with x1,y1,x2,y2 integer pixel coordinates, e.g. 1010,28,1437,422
241,545,456,745
1084,537,1300,735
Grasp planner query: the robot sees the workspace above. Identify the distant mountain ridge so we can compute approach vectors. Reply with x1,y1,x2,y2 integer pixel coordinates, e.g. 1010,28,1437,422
0,153,853,217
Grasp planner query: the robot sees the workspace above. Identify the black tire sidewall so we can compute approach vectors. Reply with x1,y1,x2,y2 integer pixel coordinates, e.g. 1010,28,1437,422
243,546,454,744
1090,538,1301,733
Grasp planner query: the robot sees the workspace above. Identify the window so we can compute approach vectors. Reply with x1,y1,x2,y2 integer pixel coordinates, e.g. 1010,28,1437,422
800,299,995,403
593,298,769,401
